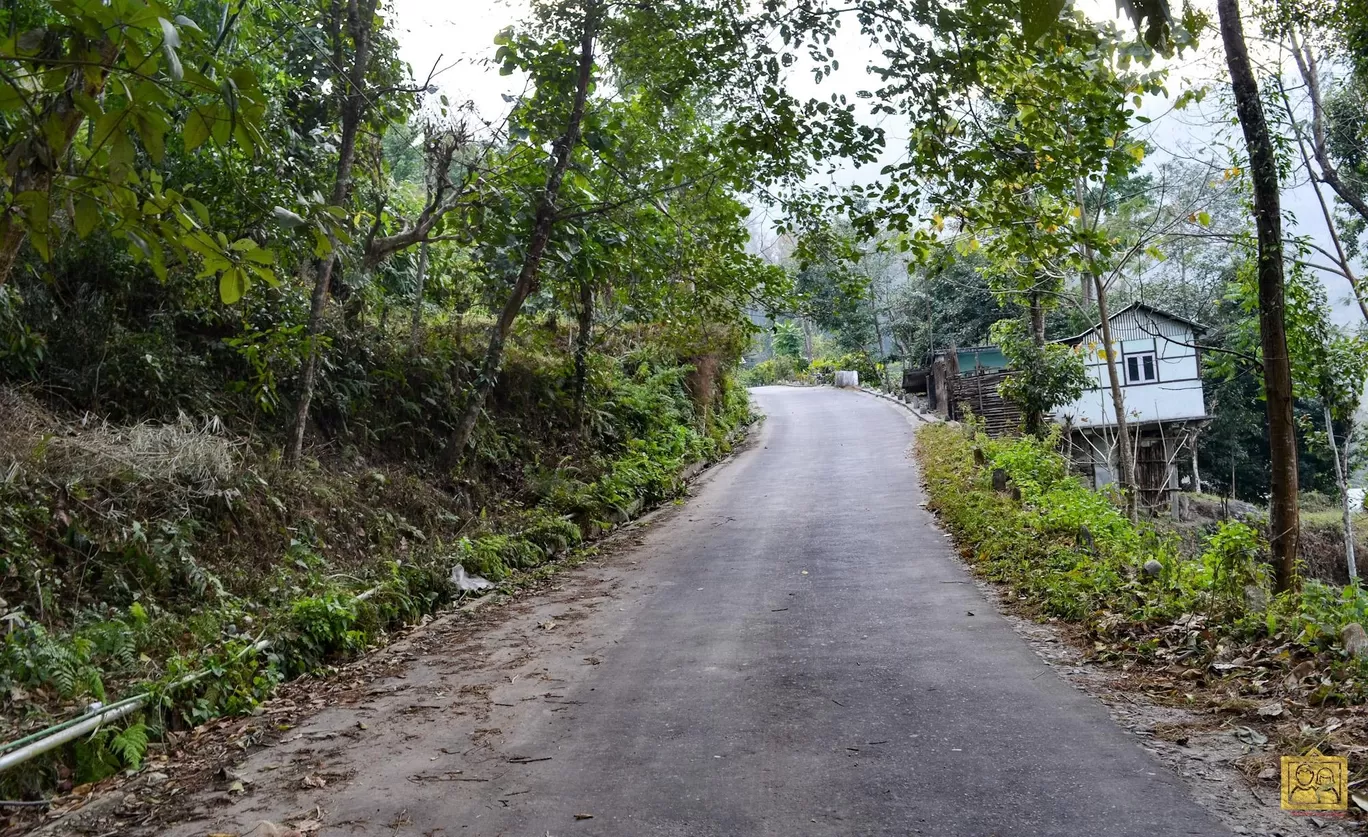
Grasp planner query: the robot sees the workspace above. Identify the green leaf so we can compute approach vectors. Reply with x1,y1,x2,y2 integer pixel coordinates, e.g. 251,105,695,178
272,206,305,228
109,130,135,182
133,114,166,164
219,268,247,304
149,242,167,280
73,196,100,238
27,228,51,261
13,190,49,234
184,108,211,151
110,722,148,770
312,228,332,258
243,247,276,265
186,197,210,226
1021,0,1068,44
248,264,279,286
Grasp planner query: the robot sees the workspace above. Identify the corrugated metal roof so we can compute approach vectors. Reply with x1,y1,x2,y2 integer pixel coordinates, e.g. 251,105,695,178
1062,302,1203,345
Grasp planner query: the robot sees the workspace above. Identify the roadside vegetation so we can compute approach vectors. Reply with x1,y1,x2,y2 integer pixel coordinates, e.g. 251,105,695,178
0,324,752,798
919,421,1368,786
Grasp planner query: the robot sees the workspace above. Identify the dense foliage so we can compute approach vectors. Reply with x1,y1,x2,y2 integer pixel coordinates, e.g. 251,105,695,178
918,421,1368,690
0,328,752,795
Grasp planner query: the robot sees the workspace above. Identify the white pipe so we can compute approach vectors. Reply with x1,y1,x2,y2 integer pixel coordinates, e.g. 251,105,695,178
2,582,400,773
0,639,271,774
0,700,146,773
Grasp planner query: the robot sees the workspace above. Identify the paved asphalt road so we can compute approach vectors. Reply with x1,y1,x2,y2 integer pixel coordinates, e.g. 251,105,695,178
431,386,1230,836
165,385,1234,837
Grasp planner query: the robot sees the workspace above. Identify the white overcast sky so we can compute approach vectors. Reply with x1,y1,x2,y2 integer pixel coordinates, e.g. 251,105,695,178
390,0,1361,323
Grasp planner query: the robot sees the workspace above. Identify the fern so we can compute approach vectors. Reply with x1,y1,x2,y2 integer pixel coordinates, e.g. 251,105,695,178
109,722,148,770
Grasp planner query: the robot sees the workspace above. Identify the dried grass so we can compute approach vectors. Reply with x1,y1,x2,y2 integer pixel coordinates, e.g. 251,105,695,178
0,387,239,489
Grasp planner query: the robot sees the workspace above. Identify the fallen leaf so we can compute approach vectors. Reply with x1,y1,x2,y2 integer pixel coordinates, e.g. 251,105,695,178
1352,792,1368,812
1256,701,1283,718
539,620,556,631
292,819,323,833
301,774,327,789
1284,660,1316,690
228,780,245,794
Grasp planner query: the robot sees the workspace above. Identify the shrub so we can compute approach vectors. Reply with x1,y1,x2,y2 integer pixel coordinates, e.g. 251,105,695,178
1196,520,1269,613
742,355,803,386
917,422,1368,678
0,322,757,797
1299,490,1337,513
808,351,879,386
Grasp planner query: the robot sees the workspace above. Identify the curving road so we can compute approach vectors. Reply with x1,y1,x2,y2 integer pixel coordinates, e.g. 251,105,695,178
163,385,1231,837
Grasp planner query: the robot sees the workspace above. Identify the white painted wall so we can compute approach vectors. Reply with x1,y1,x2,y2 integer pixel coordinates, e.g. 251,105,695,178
1055,314,1207,429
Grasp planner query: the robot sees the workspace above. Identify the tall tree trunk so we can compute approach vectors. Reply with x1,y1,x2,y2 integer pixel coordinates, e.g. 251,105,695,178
1218,0,1300,592
410,241,429,354
869,298,888,389
1324,406,1358,583
1028,290,1045,345
1024,290,1046,434
1075,177,1137,515
441,1,598,467
573,278,594,437
1092,272,1137,519
284,0,378,469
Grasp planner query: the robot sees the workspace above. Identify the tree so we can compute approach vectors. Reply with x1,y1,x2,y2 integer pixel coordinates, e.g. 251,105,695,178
440,0,809,465
0,0,278,295
281,0,459,467
990,318,1089,435
1284,266,1368,582
1216,0,1300,592
849,10,1164,503
773,321,804,359
1275,2,1368,283
283,0,384,468
883,248,1008,366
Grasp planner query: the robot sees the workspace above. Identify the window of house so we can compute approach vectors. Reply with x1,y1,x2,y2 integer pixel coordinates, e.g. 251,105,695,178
1125,351,1157,384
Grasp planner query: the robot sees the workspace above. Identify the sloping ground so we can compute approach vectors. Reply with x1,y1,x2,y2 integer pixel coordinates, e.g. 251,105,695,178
0,327,750,812
1160,495,1368,586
